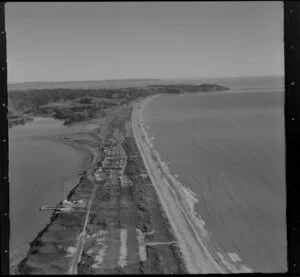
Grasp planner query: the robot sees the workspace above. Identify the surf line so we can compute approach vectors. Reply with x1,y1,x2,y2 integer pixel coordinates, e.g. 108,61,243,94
132,97,254,274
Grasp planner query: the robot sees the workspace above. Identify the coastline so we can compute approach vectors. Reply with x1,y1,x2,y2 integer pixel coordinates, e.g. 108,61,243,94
132,95,227,273
35,135,93,174
9,120,98,274
11,97,255,274
8,78,285,274
132,95,255,274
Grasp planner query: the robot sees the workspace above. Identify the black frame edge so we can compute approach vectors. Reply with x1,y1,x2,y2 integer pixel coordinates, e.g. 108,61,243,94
285,1,300,275
0,1,9,275
0,1,298,276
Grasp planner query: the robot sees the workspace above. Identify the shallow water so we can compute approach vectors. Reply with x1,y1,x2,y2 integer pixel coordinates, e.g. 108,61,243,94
142,77,286,272
9,117,87,265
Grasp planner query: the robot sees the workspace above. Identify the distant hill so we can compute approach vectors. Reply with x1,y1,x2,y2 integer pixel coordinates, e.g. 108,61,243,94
7,82,230,127
9,76,282,92
8,78,163,91
148,83,229,93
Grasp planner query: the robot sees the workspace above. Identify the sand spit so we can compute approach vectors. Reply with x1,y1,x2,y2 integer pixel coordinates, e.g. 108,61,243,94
132,96,253,273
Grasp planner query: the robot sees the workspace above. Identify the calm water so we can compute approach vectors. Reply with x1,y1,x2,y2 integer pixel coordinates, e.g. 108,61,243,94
9,118,87,265
142,77,286,272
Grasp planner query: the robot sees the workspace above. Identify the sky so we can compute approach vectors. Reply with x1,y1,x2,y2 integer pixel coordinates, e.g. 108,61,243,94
5,2,284,83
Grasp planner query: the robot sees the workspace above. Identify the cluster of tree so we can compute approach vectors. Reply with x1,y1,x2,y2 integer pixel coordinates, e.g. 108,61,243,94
8,87,159,113
78,97,92,104
8,83,228,126
7,109,33,128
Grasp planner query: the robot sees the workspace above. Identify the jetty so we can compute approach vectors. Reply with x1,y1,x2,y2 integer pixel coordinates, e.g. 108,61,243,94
39,199,86,212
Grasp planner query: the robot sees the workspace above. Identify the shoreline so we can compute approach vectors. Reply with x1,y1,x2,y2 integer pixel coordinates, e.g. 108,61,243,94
11,98,254,274
35,135,93,173
9,120,98,274
132,95,227,273
132,95,254,273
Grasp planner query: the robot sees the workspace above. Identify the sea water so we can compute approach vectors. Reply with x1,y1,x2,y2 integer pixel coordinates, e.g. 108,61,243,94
142,76,286,272
9,117,88,267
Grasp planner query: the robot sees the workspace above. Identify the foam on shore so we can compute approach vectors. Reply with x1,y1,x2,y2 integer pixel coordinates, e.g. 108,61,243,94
132,95,253,273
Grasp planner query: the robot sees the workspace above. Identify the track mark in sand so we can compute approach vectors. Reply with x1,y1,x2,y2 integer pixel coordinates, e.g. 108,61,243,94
228,252,241,263
143,183,153,187
217,252,253,273
120,175,132,188
118,229,128,268
139,173,149,178
136,229,176,262
146,241,177,246
91,231,108,269
66,246,77,258
136,229,147,262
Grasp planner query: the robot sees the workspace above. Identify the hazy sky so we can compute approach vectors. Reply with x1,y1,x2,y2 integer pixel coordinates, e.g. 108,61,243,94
6,2,284,83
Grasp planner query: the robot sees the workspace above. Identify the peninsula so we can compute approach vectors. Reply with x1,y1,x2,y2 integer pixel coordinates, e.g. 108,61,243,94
9,82,230,274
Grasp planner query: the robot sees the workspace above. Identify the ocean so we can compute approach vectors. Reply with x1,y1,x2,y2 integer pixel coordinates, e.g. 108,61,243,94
9,117,88,267
142,76,286,272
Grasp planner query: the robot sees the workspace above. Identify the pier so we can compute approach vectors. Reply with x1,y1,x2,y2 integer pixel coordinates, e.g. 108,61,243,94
39,200,86,212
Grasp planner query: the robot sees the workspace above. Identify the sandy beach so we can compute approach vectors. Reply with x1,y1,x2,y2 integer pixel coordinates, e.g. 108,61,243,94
132,95,228,274
134,89,283,273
